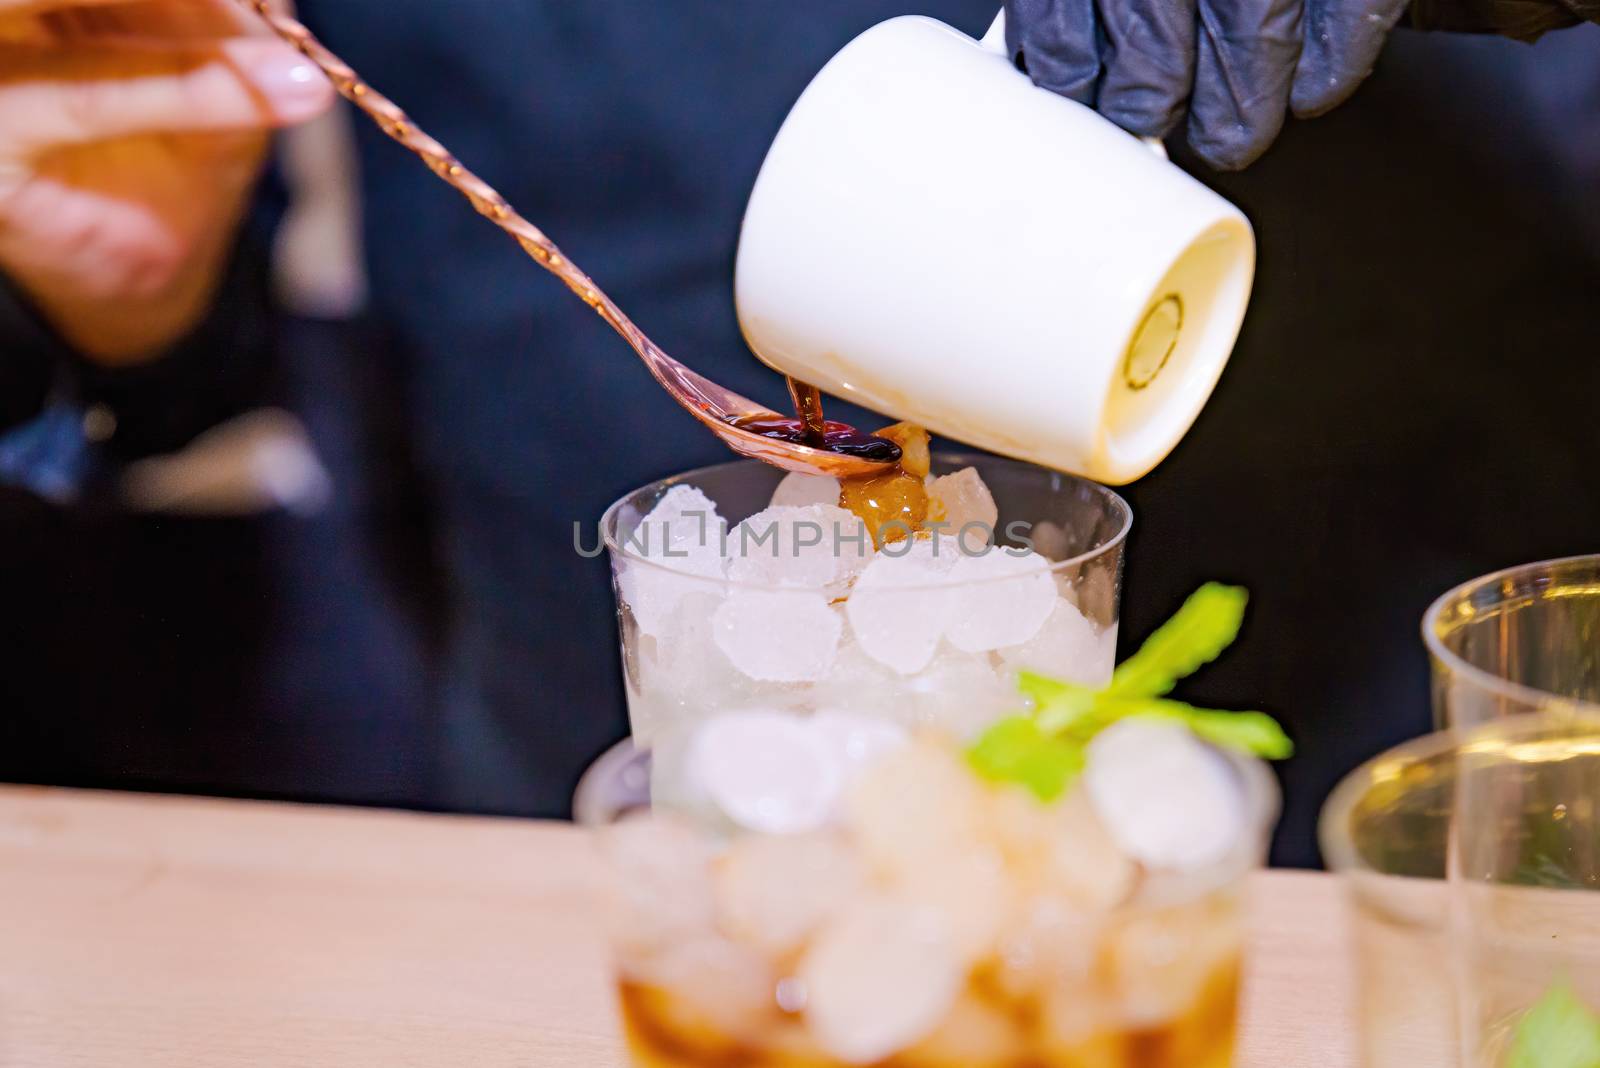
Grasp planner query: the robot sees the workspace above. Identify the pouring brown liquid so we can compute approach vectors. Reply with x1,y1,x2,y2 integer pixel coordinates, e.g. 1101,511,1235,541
730,379,904,464
734,382,930,545
788,379,828,443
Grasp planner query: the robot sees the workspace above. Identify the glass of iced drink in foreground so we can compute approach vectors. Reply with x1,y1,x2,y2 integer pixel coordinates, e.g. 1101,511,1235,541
577,726,1279,1068
600,452,1130,823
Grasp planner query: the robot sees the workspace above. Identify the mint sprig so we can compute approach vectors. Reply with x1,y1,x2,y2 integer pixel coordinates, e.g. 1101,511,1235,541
1107,701,1294,760
967,583,1292,801
1507,981,1600,1068
966,717,1086,803
1018,672,1099,737
1107,582,1247,699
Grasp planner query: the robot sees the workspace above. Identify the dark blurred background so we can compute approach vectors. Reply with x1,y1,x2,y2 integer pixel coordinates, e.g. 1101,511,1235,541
0,4,1595,867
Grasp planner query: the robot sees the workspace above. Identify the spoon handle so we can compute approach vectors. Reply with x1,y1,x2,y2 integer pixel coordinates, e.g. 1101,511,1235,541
234,1,742,414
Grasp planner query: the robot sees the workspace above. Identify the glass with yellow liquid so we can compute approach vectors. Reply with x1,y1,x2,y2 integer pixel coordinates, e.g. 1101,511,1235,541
1321,714,1600,1067
1424,554,1600,727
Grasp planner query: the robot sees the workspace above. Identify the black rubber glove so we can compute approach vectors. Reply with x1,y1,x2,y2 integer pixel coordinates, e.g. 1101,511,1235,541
1004,0,1600,170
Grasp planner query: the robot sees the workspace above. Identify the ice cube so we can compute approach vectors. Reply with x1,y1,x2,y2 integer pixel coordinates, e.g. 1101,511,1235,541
1106,894,1242,1027
843,738,988,880
1060,566,1119,631
726,504,871,593
842,738,1019,964
809,711,909,780
897,531,963,573
926,467,998,547
1043,789,1139,909
633,484,728,566
713,591,843,683
945,548,1058,653
999,597,1116,687
828,510,877,592
811,635,901,711
616,484,728,637
994,892,1104,1003
894,843,1012,964
685,711,842,834
1084,719,1245,871
1027,520,1072,562
844,536,962,674
799,896,963,1063
645,484,725,543
633,588,815,751
986,783,1060,881
771,471,842,510
713,831,865,958
601,814,717,957
815,639,1010,741
986,785,1135,912
647,713,811,825
894,648,1014,740
618,557,727,640
640,591,761,709
625,932,778,1044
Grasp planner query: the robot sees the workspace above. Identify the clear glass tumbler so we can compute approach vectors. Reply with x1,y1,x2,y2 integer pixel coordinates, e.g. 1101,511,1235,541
1321,714,1600,1068
600,453,1130,821
579,737,1279,1068
1424,555,1600,727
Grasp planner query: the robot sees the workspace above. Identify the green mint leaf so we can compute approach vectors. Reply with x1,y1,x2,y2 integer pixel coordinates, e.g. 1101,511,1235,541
966,716,1085,802
967,583,1289,805
1017,671,1099,736
1106,700,1294,759
1016,670,1077,704
1507,981,1600,1068
1108,583,1247,699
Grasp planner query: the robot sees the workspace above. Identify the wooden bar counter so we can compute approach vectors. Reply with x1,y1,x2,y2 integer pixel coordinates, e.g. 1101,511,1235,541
0,787,1355,1067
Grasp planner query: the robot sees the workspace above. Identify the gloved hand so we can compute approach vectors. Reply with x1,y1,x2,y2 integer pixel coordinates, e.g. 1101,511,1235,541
1003,0,1411,170
1408,0,1600,40
1004,0,1600,170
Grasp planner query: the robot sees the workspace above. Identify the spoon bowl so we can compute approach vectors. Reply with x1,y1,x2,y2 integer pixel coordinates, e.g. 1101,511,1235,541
712,423,905,478
236,1,897,480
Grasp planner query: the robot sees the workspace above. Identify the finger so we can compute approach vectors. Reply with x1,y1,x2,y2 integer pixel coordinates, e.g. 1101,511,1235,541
1290,0,1408,117
1095,0,1200,138
0,173,191,298
100,0,292,41
0,0,135,16
1187,0,1302,169
0,37,332,150
39,0,284,45
1004,0,1102,106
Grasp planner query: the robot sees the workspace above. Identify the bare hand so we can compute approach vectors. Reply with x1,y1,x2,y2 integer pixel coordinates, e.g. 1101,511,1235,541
0,0,334,364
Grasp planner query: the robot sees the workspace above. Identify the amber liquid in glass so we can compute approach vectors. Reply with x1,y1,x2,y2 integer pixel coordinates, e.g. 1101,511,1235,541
618,961,1239,1068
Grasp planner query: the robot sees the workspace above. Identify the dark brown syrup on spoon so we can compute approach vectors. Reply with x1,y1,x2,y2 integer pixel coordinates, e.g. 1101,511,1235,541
736,387,935,548
729,378,903,464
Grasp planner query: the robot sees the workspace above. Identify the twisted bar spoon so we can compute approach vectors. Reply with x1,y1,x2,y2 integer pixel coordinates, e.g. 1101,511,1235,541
234,0,900,476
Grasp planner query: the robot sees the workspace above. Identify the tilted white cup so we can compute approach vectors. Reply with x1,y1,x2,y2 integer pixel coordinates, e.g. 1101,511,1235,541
735,12,1254,484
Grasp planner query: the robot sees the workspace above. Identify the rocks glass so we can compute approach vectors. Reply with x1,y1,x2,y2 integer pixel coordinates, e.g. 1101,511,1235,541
600,453,1130,825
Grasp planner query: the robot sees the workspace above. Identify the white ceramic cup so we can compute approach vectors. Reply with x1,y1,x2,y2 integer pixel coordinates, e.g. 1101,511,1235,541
735,12,1254,484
